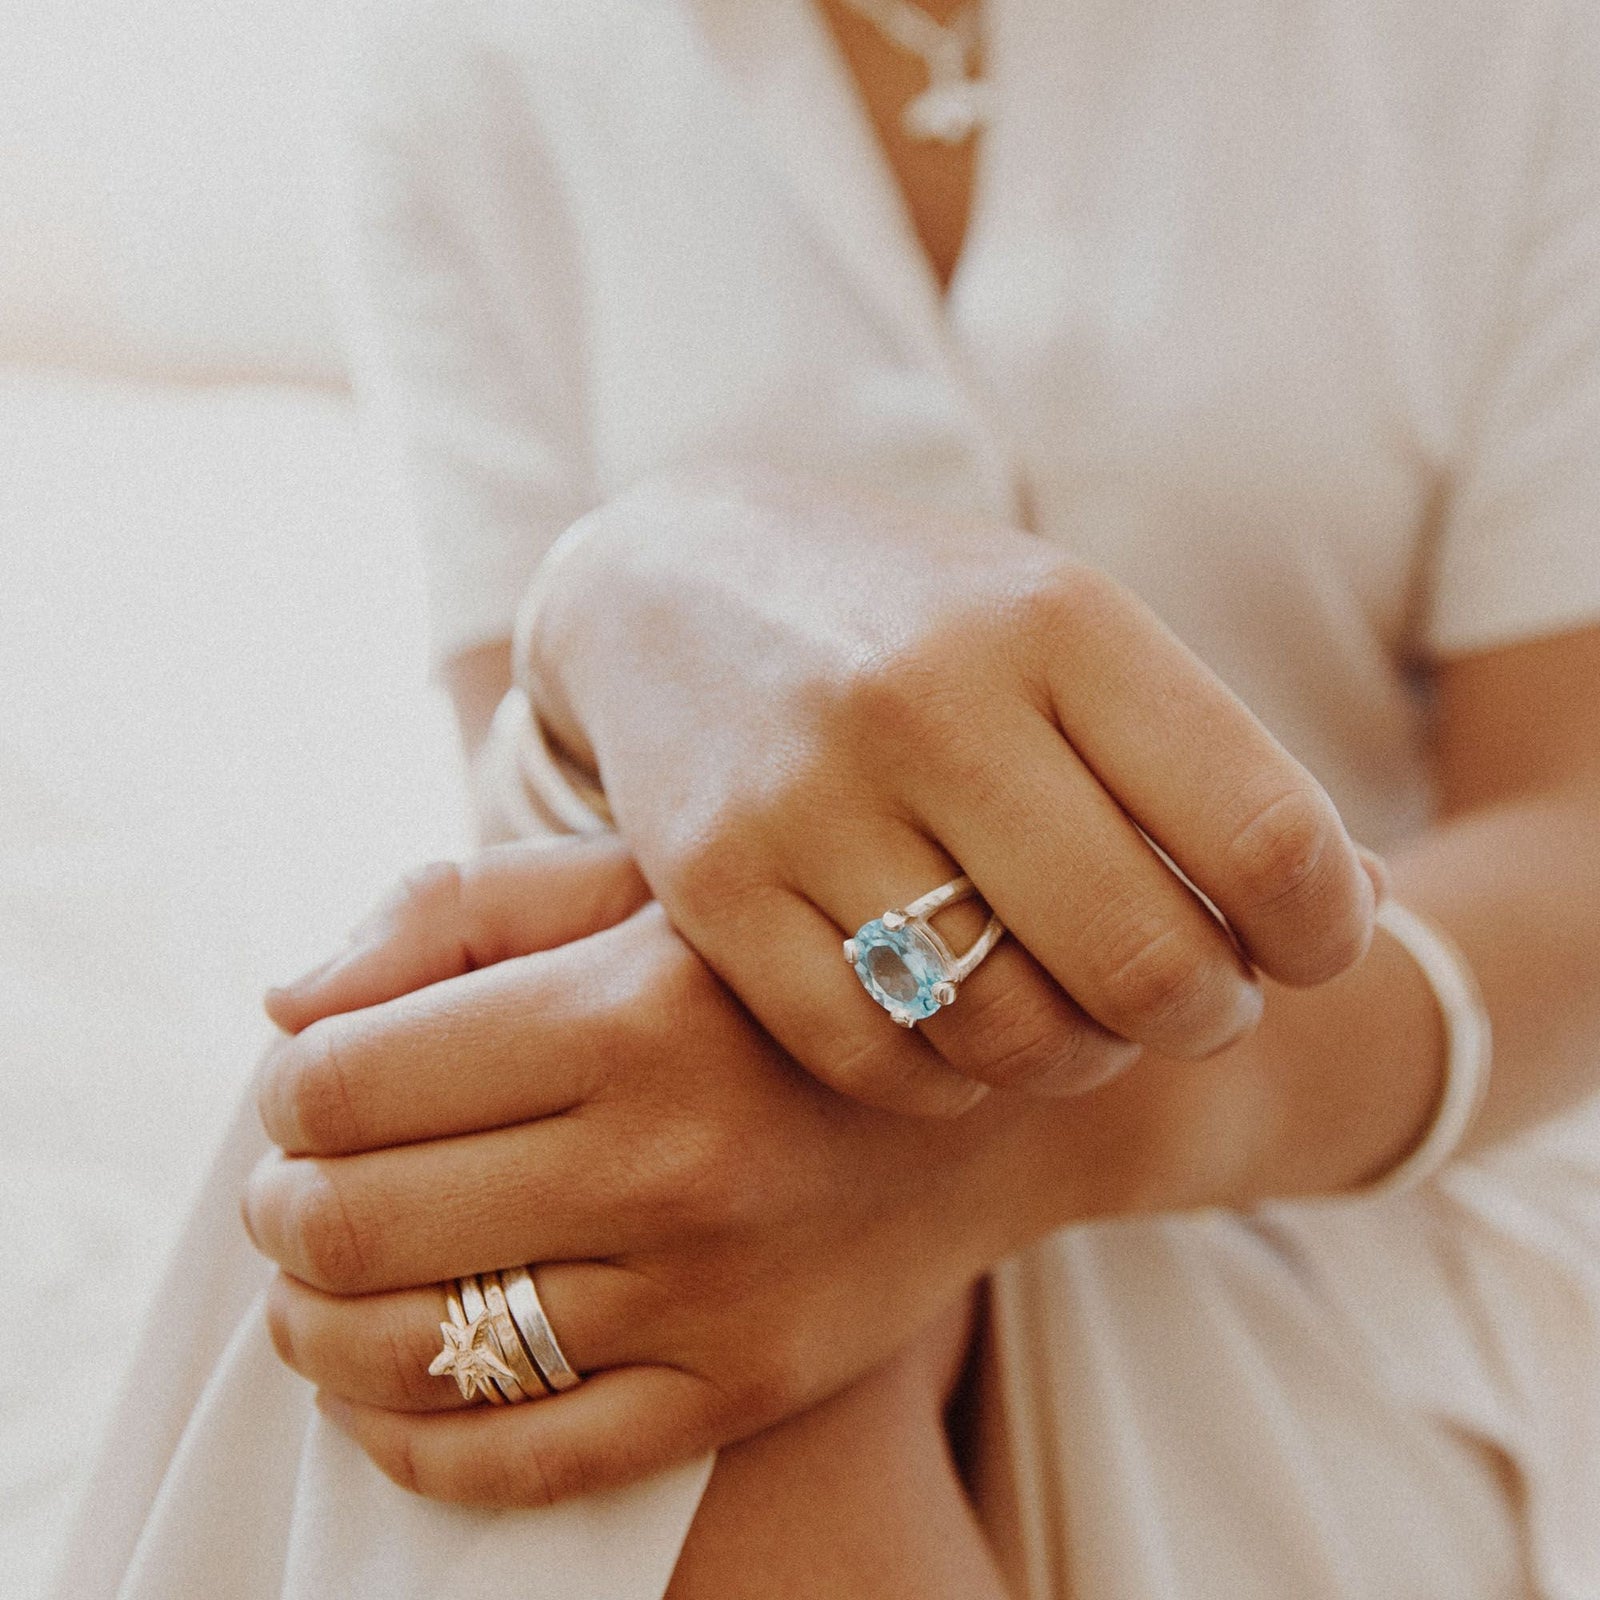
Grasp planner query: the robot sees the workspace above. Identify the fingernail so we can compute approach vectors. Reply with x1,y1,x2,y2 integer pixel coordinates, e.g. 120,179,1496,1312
268,887,413,1000
1201,980,1265,1058
315,1392,356,1435
265,950,347,1004
242,1156,295,1262
238,1188,260,1250
1357,845,1390,906
267,910,394,1002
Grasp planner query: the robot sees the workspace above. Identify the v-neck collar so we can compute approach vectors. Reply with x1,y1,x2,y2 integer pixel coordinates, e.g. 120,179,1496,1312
687,0,1025,519
690,0,964,372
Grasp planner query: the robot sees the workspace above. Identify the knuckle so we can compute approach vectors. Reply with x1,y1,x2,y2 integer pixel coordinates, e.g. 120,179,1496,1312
595,921,715,1070
945,977,1077,1089
638,920,718,1018
738,1337,813,1427
453,1447,526,1508
290,1168,373,1293
379,1309,441,1410
487,1438,586,1509
835,646,963,754
397,858,465,920
656,819,766,933
974,1023,1079,1091
630,1117,744,1233
283,1022,363,1155
1227,786,1339,917
1032,557,1106,615
1019,559,1124,641
1095,923,1222,1041
450,1446,590,1508
819,1033,982,1117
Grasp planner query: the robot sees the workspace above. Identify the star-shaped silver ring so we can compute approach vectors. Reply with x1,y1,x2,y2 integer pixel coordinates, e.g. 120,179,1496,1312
428,1305,516,1403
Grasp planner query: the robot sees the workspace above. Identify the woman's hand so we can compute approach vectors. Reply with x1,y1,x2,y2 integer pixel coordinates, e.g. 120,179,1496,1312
526,469,1381,1115
250,839,1124,1507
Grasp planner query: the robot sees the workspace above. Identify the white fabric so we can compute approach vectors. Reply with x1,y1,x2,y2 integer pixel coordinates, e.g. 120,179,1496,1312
0,369,469,1597
51,0,1600,1595
0,0,352,378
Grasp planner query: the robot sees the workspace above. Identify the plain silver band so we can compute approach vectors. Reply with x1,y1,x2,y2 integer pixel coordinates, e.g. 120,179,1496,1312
458,1276,528,1403
1365,899,1493,1195
501,1266,583,1392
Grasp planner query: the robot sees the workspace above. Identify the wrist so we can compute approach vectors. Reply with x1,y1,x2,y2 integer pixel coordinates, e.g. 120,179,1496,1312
967,910,1456,1242
512,511,616,773
1148,912,1450,1209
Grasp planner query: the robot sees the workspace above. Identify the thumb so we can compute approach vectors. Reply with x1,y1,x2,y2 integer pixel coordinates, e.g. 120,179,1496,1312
263,834,648,1034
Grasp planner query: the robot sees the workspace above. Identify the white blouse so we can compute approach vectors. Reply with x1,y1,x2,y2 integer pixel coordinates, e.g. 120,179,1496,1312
53,1,1600,1596
338,0,1600,849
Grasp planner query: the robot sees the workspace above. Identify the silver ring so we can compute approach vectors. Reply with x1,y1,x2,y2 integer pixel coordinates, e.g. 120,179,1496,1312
458,1276,529,1403
500,1266,583,1392
429,1282,515,1404
843,873,1005,1027
480,1273,552,1398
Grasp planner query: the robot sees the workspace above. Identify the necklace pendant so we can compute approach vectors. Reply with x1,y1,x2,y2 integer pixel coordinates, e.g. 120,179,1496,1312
902,78,990,144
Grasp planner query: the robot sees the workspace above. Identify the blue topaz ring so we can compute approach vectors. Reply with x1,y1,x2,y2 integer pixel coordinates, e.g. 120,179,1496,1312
844,875,1005,1028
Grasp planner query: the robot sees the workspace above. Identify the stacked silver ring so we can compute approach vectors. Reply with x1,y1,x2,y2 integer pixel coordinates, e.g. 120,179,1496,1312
429,1267,582,1404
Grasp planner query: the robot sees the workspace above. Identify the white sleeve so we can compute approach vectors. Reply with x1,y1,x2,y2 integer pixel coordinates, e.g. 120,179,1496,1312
328,2,593,671
1426,1,1600,657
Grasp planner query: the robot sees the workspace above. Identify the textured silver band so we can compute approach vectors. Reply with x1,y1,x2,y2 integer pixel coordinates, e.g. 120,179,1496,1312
458,1275,529,1403
480,1273,552,1399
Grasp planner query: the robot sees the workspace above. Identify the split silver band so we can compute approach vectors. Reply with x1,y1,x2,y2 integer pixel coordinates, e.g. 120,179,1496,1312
844,873,1005,1028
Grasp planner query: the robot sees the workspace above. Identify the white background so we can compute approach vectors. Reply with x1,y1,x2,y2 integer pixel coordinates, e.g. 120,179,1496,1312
1,2,468,1592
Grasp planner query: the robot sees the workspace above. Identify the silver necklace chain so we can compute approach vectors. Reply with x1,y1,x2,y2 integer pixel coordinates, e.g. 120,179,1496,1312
835,0,991,144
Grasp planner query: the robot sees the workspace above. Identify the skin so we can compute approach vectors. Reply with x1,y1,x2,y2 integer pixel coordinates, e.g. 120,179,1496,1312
249,601,1600,1507
817,0,978,290
526,472,1378,1116
248,4,1600,1590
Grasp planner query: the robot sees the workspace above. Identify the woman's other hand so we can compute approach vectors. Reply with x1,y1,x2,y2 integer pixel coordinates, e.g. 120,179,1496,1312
250,839,1120,1507
526,470,1380,1115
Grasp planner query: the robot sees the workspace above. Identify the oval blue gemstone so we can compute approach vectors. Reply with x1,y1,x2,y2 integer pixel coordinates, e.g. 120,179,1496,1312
850,918,952,1022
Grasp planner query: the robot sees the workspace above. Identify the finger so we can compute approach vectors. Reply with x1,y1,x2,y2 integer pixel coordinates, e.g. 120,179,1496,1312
912,705,1266,1060
792,815,1142,1096
678,875,994,1117
1037,571,1376,985
257,924,622,1157
244,1117,637,1295
264,836,648,1034
265,1263,660,1412
316,1364,726,1508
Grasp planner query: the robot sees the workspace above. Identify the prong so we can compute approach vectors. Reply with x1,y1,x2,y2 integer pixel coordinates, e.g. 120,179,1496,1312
882,910,908,931
891,1009,915,1028
842,938,859,965
931,981,958,1007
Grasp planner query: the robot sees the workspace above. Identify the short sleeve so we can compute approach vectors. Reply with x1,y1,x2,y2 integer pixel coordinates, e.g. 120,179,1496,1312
327,2,593,670
1427,3,1600,657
